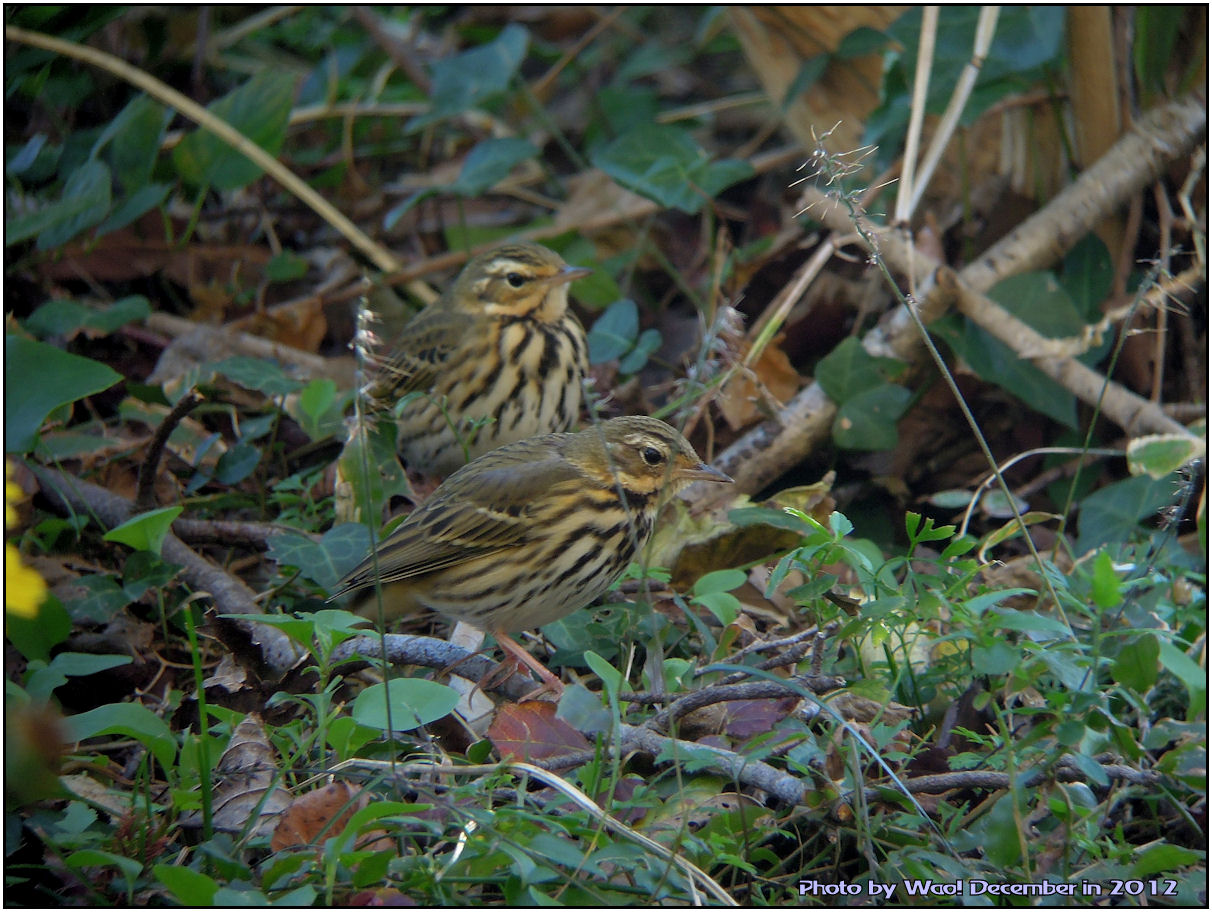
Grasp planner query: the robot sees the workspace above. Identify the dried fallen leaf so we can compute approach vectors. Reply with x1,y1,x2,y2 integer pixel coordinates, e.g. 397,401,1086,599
271,780,392,852
487,700,591,762
716,335,802,431
208,713,292,838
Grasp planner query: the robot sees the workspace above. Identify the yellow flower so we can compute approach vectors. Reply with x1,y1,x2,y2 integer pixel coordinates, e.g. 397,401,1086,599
6,460,47,619
6,543,47,618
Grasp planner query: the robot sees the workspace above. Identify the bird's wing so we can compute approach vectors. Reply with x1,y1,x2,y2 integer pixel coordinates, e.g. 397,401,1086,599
331,438,583,595
362,303,468,404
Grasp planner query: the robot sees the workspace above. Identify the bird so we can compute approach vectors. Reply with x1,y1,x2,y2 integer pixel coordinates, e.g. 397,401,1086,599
362,241,591,476
330,416,733,693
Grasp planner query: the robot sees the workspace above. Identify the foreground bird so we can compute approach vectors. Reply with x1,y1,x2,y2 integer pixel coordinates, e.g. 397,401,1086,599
365,241,591,475
330,416,732,691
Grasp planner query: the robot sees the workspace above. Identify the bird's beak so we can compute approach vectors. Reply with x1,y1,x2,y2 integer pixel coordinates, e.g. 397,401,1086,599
544,265,592,286
679,462,733,484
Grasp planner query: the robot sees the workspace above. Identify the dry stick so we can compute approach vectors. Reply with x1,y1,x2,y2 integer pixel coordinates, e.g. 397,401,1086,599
644,679,835,733
27,463,304,678
846,761,1159,808
536,723,806,809
134,391,203,512
328,636,807,808
905,6,1000,218
704,92,1206,505
329,634,538,703
894,4,938,223
143,313,336,378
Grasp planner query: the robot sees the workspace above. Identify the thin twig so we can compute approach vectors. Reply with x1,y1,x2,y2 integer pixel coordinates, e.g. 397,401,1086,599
135,390,203,512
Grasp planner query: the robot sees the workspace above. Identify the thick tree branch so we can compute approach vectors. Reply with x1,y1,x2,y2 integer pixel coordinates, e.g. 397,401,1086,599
706,92,1206,503
26,463,304,678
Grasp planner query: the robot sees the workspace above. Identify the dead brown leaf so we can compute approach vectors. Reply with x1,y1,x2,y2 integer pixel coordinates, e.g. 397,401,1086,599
717,335,803,431
271,780,392,852
486,700,592,762
209,713,292,839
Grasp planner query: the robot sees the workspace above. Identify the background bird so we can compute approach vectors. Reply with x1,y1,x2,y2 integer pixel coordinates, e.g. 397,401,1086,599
331,416,732,692
364,241,590,475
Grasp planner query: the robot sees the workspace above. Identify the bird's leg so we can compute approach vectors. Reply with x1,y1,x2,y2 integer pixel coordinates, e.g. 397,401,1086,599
491,630,564,699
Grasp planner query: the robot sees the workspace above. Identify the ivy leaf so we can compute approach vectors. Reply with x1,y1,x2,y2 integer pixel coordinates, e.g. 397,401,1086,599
268,523,372,591
173,71,295,190
5,336,123,454
592,124,752,214
411,24,529,130
103,506,183,557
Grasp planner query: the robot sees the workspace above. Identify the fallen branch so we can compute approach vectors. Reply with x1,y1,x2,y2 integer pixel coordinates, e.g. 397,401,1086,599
705,92,1206,503
845,758,1160,809
26,463,304,678
329,633,538,703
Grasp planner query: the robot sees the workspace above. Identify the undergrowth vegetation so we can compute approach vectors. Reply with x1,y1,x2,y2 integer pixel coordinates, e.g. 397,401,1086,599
5,6,1207,906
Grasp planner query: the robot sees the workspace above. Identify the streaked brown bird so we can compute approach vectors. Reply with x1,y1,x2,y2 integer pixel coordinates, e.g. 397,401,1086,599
365,241,591,476
330,416,732,692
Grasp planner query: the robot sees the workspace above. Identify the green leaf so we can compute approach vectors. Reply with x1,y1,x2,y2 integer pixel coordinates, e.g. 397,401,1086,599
6,159,112,249
173,71,295,191
214,441,261,485
1126,434,1206,480
93,94,169,191
592,123,752,214
971,640,1021,675
8,133,48,175
1089,551,1124,609
1131,843,1204,878
351,678,460,731
836,26,893,58
583,649,623,699
95,182,172,238
1158,641,1206,719
1076,473,1180,553
832,384,912,450
867,7,1066,151
987,607,1072,638
1133,6,1186,96
268,523,372,591
931,313,1078,429
66,850,142,892
412,24,529,129
1111,633,1160,693
617,328,661,375
587,298,639,363
64,575,130,625
692,591,741,626
333,422,413,524
782,55,829,109
24,295,151,339
693,568,747,595
103,506,182,556
209,356,303,397
555,682,612,735
265,251,309,283
155,865,219,907
816,337,907,403
26,652,132,703
4,594,71,663
451,138,538,196
1059,233,1114,322
5,335,123,453
64,702,177,770
294,377,341,441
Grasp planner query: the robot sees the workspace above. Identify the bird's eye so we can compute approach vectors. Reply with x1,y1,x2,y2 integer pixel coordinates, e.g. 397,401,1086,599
640,445,664,466
506,272,526,288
